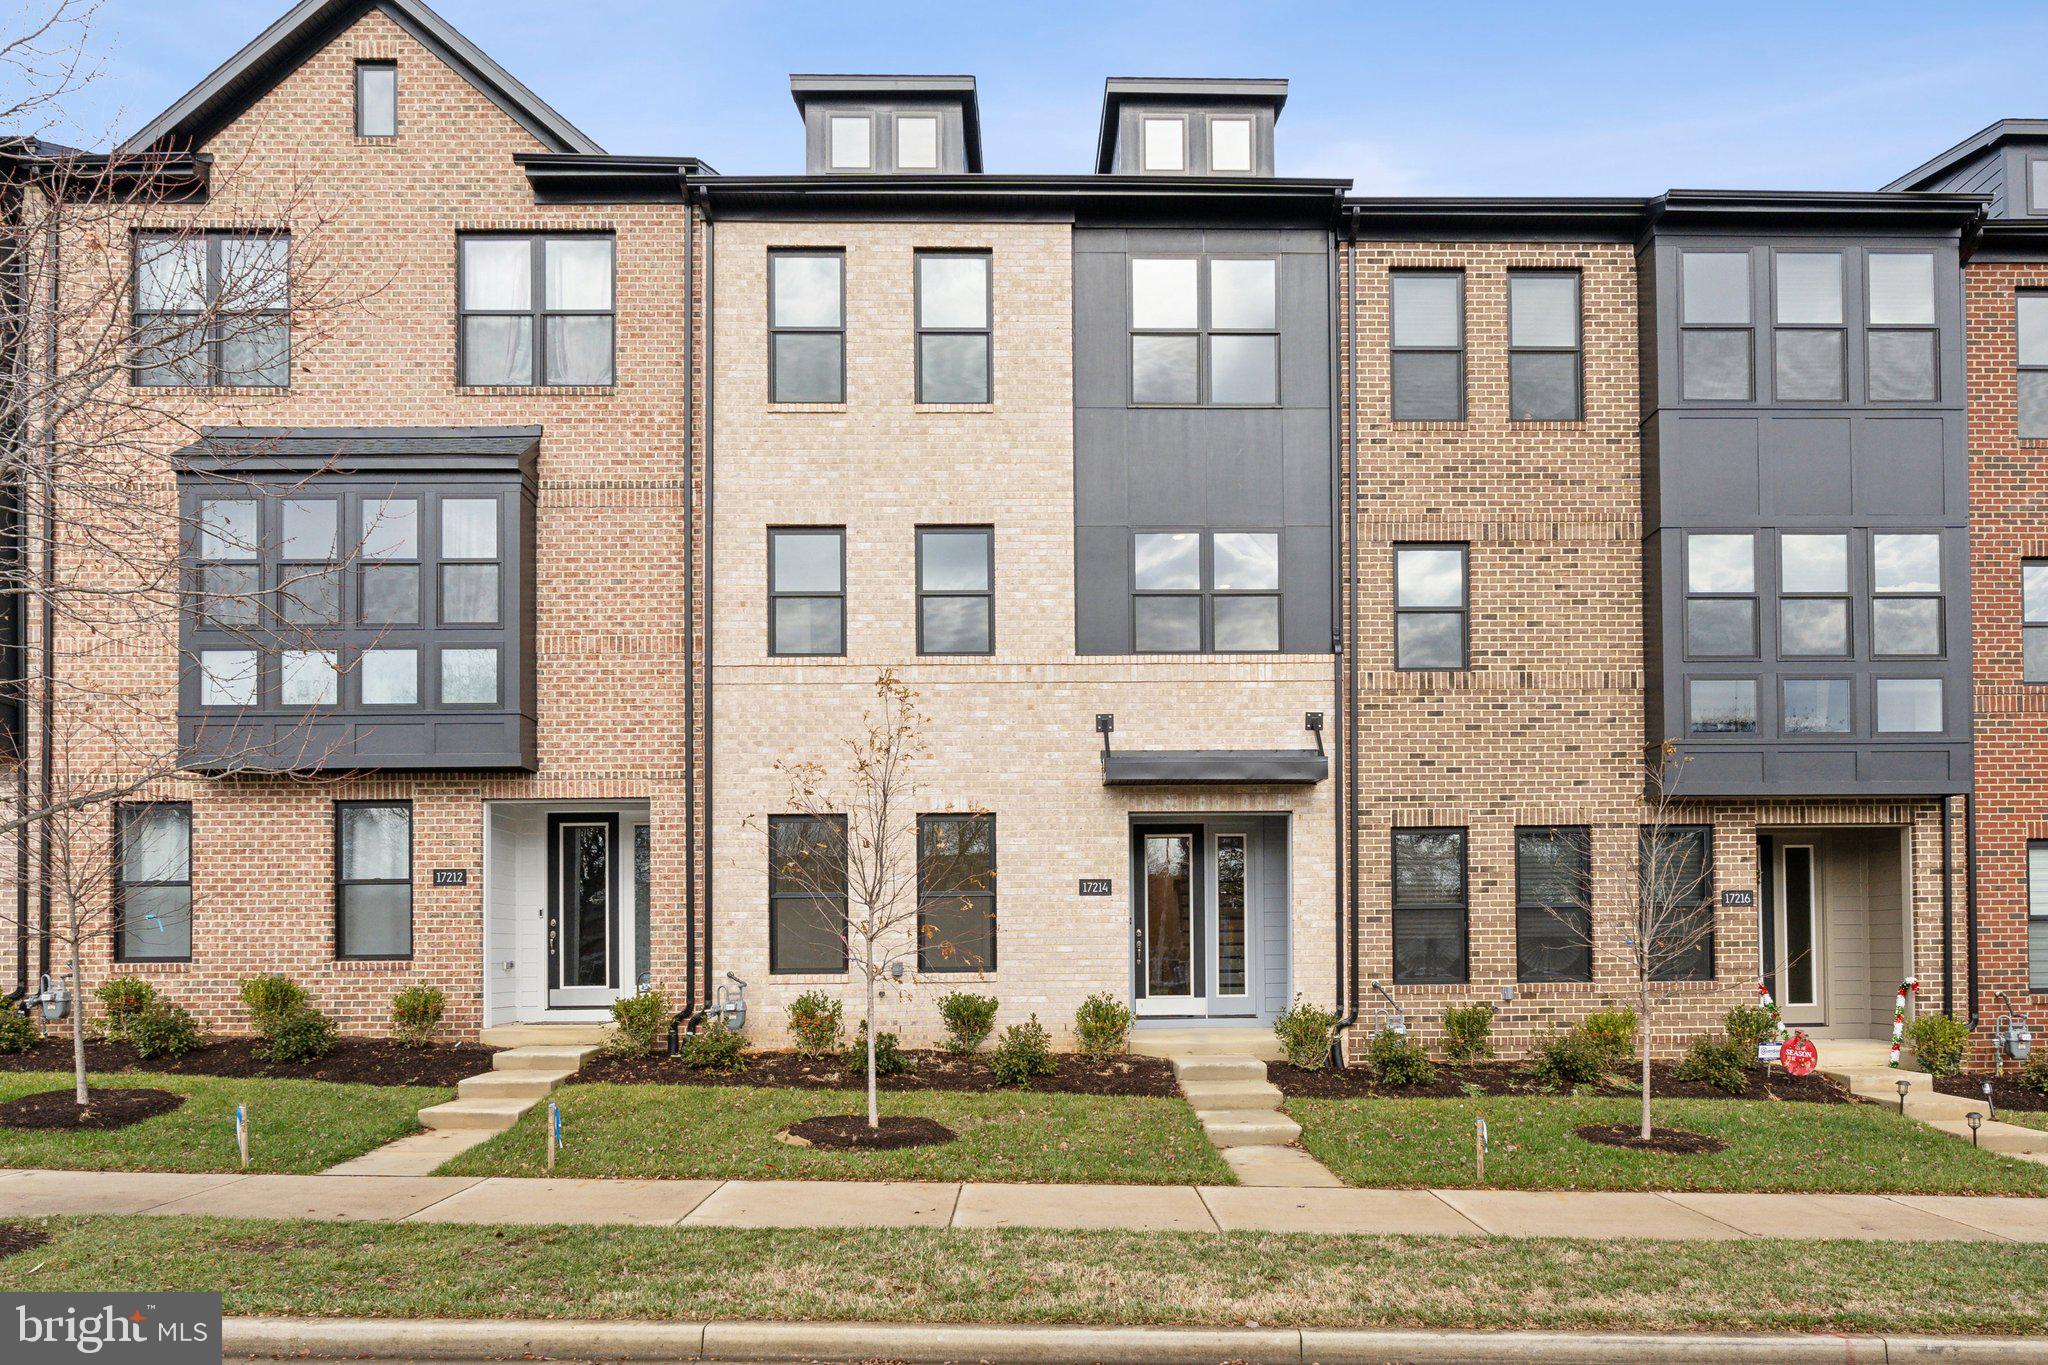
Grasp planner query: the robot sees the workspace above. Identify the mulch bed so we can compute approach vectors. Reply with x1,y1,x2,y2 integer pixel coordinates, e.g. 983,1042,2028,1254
0,1086,185,1131
1575,1122,1728,1155
0,1035,494,1087
1935,1073,2048,1114
576,1048,1180,1097
0,1223,51,1259
1271,1060,1851,1105
779,1114,957,1150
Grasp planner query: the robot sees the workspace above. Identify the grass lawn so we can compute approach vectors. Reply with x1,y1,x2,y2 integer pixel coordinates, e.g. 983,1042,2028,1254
8,1214,2048,1335
439,1083,1232,1185
0,1071,449,1174
2000,1109,2048,1132
1288,1094,2048,1195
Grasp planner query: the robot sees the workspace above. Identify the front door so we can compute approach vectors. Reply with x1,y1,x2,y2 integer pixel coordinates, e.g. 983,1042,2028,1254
548,813,619,1009
1135,827,1201,1016
1207,826,1257,1016
1775,842,1824,1026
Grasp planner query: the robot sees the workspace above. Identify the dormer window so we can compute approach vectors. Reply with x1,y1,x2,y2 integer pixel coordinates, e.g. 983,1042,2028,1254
1210,117,1253,173
897,115,939,170
1142,116,1185,172
355,61,396,138
829,114,872,170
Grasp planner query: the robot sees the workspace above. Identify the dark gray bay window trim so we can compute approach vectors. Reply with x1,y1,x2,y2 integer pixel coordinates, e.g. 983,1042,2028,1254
914,249,992,404
456,232,616,388
1678,249,1754,403
334,799,412,962
1770,250,1847,404
1131,528,1281,655
1128,253,1280,409
1863,249,1941,404
1391,826,1468,986
768,248,846,403
768,813,849,975
1390,268,1465,422
917,811,996,974
768,525,847,658
132,230,290,389
112,801,192,963
915,524,993,656
1683,530,1758,662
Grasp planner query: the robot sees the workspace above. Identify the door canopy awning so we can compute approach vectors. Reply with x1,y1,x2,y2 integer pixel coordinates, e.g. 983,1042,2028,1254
1096,712,1328,786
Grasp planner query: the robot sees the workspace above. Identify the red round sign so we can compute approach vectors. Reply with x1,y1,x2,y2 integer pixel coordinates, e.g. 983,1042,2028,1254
1781,1034,1818,1077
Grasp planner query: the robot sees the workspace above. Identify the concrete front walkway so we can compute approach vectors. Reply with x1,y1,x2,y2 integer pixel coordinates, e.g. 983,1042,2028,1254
6,1167,2047,1241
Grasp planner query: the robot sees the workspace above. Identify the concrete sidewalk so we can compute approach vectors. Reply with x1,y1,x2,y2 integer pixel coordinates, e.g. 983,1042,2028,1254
6,1166,2048,1240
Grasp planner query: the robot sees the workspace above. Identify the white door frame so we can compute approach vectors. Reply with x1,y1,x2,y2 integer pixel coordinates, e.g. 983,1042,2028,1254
1206,823,1258,1017
1774,841,1825,1026
549,813,621,1011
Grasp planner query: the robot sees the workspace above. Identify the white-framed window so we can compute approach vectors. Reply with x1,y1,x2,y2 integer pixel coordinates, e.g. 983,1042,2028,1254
896,114,939,169
1209,116,1253,173
1141,116,1185,172
828,114,872,170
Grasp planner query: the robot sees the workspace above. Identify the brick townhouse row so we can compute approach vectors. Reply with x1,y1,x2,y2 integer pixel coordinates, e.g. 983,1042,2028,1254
2,0,2045,1064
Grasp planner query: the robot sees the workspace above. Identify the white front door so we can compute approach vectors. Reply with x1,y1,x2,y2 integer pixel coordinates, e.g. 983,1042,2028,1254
549,813,618,1009
1775,842,1824,1027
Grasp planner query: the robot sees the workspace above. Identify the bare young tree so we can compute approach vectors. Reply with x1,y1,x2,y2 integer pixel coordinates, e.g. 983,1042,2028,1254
0,1,383,1111
1524,741,1717,1140
755,671,991,1130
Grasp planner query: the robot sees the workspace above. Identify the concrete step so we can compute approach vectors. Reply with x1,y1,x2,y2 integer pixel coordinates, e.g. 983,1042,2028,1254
1180,1079,1283,1109
1924,1119,2048,1154
1133,1031,1283,1062
457,1068,577,1102
479,1023,613,1048
1169,1056,1270,1084
1221,1144,1345,1188
1196,1109,1302,1147
492,1044,600,1073
1826,1066,1937,1094
417,1098,532,1132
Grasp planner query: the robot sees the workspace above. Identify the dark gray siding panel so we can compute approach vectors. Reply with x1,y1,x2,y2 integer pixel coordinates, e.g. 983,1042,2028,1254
1073,224,1335,655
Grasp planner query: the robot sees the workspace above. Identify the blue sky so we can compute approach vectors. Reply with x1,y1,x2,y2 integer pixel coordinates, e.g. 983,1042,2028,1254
39,0,2048,193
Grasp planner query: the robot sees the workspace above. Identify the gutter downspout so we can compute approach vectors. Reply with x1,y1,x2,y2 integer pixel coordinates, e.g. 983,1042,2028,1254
1330,213,1361,1063
1965,791,1980,1029
701,211,716,1032
1940,795,1954,1018
669,179,699,1055
34,194,53,989
1,171,25,1005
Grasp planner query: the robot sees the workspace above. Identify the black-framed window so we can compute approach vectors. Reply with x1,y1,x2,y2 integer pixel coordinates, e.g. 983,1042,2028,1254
1508,271,1581,421
2026,560,2048,684
336,801,411,960
2029,841,2048,991
2019,292,2048,438
1392,827,1467,984
1871,531,1943,658
769,250,845,402
114,802,191,962
1782,676,1852,735
917,812,995,973
354,60,396,137
1866,251,1938,403
916,251,990,403
1643,824,1713,982
1689,677,1757,734
1679,250,1752,401
1875,677,1944,733
1390,270,1463,421
133,231,290,388
1393,543,1467,670
1778,532,1849,658
1772,251,1845,402
1129,256,1278,407
769,527,845,657
917,526,992,655
1132,529,1279,653
279,496,340,628
1516,825,1590,983
458,234,613,387
1684,531,1756,659
769,813,847,974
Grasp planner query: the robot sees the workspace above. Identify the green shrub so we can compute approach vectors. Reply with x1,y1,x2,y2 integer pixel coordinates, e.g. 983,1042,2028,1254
1074,993,1133,1060
1365,1028,1436,1087
1675,1034,1751,1093
94,977,158,1041
788,991,844,1059
1579,1008,1639,1069
239,975,307,1039
1440,1002,1495,1063
844,1021,911,1077
263,1006,337,1064
127,1002,202,1060
2019,1050,2048,1097
681,1021,746,1073
1722,1004,1779,1053
605,988,668,1058
1906,1013,1971,1078
0,1007,35,1054
989,1015,1056,1087
937,992,998,1056
1531,1028,1607,1092
1274,996,1337,1069
390,985,445,1048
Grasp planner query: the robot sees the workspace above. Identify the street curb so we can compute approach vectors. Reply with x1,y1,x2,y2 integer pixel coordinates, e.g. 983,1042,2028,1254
219,1317,2048,1363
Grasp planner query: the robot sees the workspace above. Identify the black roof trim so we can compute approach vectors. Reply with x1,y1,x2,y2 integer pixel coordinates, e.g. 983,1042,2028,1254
175,424,540,479
1645,188,1988,232
1102,748,1328,786
1344,197,1647,242
120,0,602,155
1970,218,2048,262
1886,118,2048,192
517,152,712,205
1096,77,1288,174
695,172,1347,223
